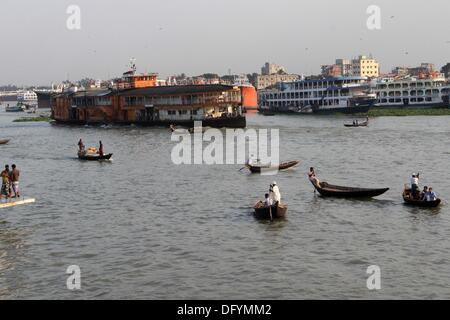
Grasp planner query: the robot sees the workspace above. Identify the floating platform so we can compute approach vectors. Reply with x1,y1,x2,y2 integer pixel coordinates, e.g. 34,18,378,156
0,198,36,209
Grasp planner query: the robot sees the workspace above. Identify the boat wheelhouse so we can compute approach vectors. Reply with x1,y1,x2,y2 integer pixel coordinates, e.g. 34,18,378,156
257,76,376,114
51,85,246,128
374,77,450,108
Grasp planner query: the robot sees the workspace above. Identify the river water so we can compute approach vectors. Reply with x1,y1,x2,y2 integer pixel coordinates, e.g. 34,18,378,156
0,104,449,299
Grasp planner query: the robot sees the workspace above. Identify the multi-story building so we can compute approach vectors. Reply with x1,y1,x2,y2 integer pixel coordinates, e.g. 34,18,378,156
321,64,342,77
261,62,287,76
255,73,300,90
351,55,379,78
336,59,352,76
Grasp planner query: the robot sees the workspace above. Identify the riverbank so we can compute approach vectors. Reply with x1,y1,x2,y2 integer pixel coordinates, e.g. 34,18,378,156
366,107,450,117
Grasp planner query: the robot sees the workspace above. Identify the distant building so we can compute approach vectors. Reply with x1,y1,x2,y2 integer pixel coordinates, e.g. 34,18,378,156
392,63,442,79
321,64,342,77
256,62,298,90
441,63,450,78
261,62,287,76
335,59,352,76
256,73,299,90
351,55,379,78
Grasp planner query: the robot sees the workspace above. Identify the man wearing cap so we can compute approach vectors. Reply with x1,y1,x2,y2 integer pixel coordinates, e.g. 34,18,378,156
269,182,281,204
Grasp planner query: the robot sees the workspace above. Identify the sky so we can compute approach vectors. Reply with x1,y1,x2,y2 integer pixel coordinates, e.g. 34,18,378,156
1,0,450,85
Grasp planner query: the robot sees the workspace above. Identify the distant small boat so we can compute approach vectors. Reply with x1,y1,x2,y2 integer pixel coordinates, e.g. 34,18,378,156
0,198,36,209
344,120,369,127
253,202,288,220
246,160,300,174
0,139,10,145
5,104,26,112
402,188,441,208
310,179,389,198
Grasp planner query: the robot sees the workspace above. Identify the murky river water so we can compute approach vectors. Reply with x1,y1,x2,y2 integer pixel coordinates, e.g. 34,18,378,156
0,104,449,299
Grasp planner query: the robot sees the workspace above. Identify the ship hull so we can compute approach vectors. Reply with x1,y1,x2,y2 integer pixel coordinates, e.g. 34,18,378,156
52,116,247,129
312,104,371,115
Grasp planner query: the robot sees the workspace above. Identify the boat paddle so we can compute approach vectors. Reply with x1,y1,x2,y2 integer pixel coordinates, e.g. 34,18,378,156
269,204,273,222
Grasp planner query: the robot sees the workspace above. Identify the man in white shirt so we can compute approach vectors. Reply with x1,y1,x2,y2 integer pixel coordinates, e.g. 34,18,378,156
270,182,281,204
410,173,419,198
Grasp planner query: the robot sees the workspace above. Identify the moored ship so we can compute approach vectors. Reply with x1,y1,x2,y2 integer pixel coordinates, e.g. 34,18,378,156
258,76,376,114
52,69,246,128
373,76,450,108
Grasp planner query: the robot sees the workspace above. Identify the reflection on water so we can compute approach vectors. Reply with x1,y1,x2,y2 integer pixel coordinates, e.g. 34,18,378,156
1,107,450,299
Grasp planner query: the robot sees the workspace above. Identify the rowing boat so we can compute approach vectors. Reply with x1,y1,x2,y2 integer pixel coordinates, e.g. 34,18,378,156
246,160,300,174
310,179,389,198
253,202,288,220
78,152,113,161
402,188,441,208
344,121,368,127
0,198,36,209
0,139,10,145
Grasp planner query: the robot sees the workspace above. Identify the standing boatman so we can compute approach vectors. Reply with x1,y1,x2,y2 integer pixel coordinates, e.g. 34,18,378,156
78,139,85,152
269,182,281,205
98,141,104,157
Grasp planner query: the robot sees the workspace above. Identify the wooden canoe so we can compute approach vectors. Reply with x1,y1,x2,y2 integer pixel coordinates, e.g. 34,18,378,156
246,160,300,174
0,139,10,145
310,179,389,198
402,189,441,208
253,201,288,220
344,121,368,127
78,153,113,161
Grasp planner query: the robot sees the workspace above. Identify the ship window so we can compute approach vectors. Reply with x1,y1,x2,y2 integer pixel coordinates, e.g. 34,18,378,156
418,98,424,102
426,97,432,102
411,98,417,102
168,110,176,115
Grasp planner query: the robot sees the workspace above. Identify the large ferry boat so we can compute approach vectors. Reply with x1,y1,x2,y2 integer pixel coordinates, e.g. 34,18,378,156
373,77,450,108
257,76,376,114
52,67,246,128
17,90,38,106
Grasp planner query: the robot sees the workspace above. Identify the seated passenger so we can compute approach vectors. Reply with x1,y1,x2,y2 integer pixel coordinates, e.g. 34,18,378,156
263,193,273,207
420,186,428,201
426,187,437,202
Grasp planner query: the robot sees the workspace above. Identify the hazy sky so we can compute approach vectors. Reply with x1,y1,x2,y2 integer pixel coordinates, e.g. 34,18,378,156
1,0,450,85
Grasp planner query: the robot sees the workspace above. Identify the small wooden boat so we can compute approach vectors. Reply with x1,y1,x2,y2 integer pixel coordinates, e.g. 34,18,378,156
402,188,441,208
5,104,26,112
0,139,10,145
344,120,369,127
246,160,300,174
253,201,288,220
0,198,36,209
310,179,389,198
78,151,113,161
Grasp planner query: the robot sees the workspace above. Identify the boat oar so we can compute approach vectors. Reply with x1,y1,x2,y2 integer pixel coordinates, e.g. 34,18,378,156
269,204,273,222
